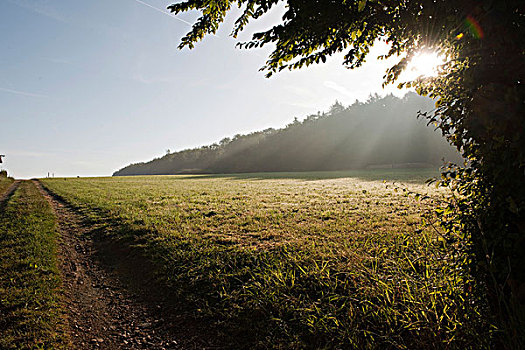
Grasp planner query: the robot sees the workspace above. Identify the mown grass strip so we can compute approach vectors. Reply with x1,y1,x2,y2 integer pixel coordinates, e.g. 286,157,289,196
0,175,14,196
0,181,68,349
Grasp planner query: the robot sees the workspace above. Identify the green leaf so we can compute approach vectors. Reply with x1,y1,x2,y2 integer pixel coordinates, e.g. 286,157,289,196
358,0,366,12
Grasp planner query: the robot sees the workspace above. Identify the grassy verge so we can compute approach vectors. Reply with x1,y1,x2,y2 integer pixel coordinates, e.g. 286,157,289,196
0,175,14,195
42,172,489,348
0,181,68,349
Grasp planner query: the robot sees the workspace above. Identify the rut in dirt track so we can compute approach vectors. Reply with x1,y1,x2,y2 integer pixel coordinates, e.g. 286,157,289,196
34,180,191,350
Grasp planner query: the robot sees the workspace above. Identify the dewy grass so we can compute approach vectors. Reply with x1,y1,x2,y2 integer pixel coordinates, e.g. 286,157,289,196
0,181,68,349
42,170,489,348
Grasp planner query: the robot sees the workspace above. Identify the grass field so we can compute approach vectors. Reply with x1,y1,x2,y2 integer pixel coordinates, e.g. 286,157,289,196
0,181,68,349
41,169,487,348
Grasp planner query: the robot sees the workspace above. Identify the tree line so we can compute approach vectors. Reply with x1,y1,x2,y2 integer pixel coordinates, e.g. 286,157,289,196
113,93,462,176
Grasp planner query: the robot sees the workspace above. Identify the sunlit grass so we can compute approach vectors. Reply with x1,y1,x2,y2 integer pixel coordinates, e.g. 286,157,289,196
41,170,488,348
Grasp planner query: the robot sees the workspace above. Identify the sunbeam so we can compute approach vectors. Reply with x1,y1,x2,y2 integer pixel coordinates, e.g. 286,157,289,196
404,51,445,80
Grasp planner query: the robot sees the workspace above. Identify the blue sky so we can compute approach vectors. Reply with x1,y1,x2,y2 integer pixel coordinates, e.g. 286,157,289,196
1,0,409,178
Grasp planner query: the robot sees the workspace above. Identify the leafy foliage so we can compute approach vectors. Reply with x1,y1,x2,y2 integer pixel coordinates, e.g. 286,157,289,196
168,0,524,345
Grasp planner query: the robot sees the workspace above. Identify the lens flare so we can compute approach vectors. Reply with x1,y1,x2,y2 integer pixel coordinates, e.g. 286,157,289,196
465,15,484,39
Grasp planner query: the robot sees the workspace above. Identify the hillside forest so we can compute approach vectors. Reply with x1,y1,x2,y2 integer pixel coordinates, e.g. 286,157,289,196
114,93,462,176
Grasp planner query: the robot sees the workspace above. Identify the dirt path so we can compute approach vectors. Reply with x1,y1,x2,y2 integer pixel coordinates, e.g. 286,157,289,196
34,180,186,349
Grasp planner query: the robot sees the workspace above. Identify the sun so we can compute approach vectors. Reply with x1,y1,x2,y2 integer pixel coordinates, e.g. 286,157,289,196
403,51,445,80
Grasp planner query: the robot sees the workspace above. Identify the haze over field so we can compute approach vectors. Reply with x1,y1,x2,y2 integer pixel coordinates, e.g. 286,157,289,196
115,93,462,176
3,0,428,179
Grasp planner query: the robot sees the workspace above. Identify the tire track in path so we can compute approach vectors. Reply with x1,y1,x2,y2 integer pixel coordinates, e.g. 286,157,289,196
34,180,185,350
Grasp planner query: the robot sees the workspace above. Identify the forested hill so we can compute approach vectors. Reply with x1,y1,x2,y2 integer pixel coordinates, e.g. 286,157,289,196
113,93,463,176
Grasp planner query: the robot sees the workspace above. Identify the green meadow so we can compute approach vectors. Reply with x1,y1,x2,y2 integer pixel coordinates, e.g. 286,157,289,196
41,169,487,348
